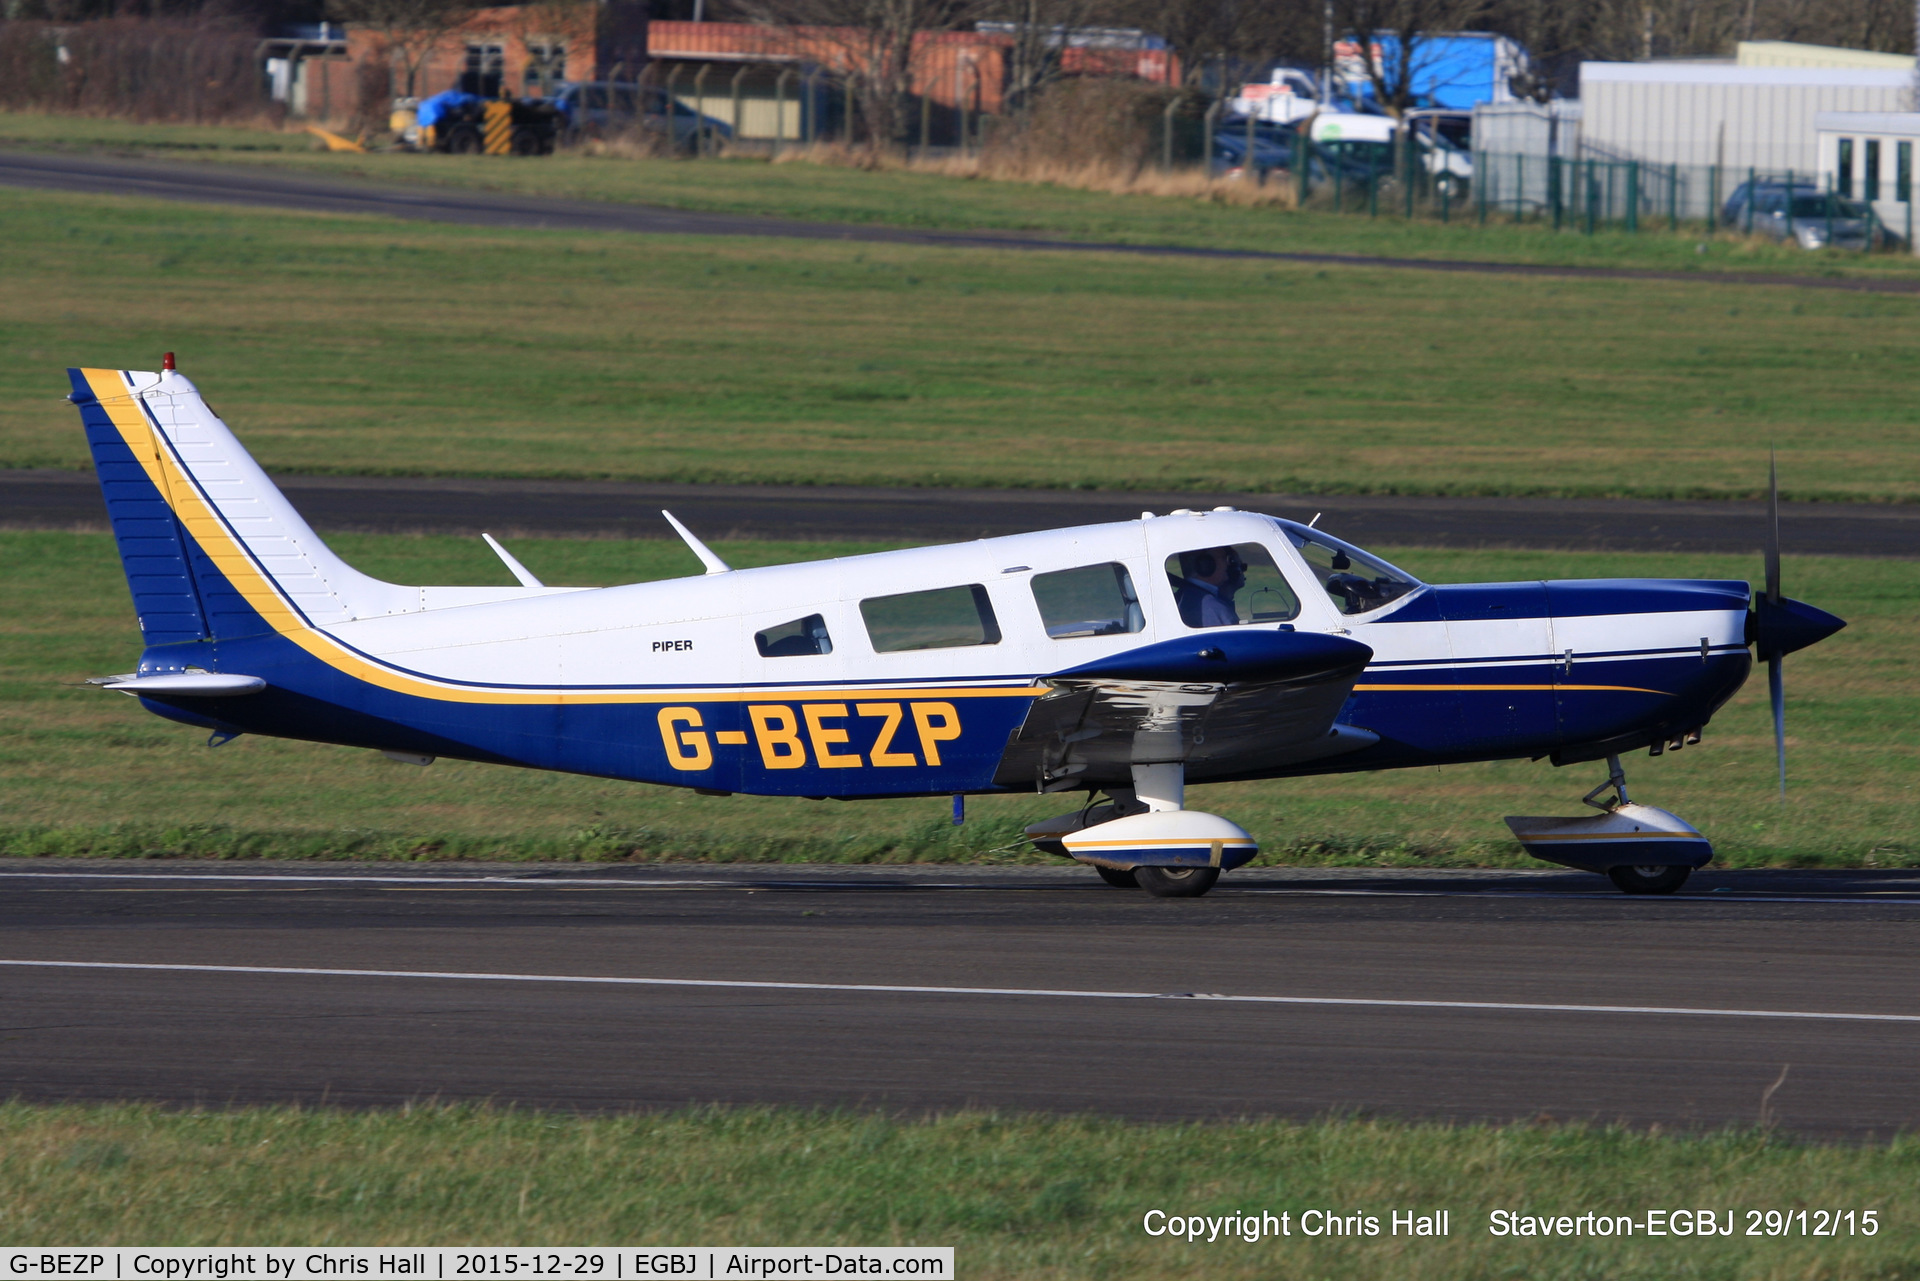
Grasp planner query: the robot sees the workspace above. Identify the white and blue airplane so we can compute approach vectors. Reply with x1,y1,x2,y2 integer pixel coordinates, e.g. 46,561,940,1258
68,359,1847,897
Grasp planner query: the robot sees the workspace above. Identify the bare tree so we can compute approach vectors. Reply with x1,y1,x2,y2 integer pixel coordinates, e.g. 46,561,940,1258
979,0,1105,115
733,0,980,147
1329,0,1489,118
328,0,475,98
1112,0,1317,89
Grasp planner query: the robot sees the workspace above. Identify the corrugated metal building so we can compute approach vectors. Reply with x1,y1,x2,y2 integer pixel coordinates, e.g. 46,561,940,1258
1578,62,1911,170
1816,110,1920,244
1737,40,1914,71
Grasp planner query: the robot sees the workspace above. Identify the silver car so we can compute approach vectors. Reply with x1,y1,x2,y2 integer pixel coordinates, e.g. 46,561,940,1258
1721,181,1899,250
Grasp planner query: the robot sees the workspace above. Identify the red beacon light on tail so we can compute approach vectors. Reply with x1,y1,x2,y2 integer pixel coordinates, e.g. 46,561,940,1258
162,352,176,371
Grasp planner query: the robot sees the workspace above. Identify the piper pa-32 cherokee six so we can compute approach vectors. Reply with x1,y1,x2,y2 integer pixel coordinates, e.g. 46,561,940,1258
67,358,1846,897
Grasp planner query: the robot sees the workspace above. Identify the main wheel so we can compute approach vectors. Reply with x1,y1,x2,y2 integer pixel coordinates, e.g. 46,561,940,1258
1135,866,1220,898
1094,866,1138,889
510,126,545,156
1607,864,1691,895
445,125,483,154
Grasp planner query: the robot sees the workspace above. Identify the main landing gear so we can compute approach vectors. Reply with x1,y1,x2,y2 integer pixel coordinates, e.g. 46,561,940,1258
1024,763,1254,898
1504,755,1713,895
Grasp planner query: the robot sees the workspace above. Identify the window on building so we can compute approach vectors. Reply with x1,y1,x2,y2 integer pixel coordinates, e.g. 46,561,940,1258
1866,139,1881,202
1837,137,1854,198
524,40,566,94
861,585,1001,652
1030,563,1145,638
461,44,504,98
755,614,832,658
1899,142,1912,203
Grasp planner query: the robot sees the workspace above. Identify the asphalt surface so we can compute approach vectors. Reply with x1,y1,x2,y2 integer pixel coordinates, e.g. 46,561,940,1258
7,147,1920,293
5,860,1920,1135
8,466,1916,557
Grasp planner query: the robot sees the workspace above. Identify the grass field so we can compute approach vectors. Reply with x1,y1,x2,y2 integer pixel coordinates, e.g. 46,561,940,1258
1,1101,1914,1278
3,187,1918,503
7,109,1920,282
3,530,1908,870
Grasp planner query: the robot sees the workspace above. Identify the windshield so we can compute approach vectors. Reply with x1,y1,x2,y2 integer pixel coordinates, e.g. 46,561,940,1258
1276,522,1422,616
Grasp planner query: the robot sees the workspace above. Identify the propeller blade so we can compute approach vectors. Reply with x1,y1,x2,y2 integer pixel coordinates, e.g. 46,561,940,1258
1769,655,1786,798
1765,449,1782,606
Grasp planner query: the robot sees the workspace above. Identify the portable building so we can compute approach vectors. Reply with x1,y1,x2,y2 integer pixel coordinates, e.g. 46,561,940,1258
1578,61,1910,171
1816,111,1920,247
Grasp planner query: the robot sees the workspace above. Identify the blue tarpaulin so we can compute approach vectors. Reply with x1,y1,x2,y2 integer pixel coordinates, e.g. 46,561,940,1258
416,91,481,129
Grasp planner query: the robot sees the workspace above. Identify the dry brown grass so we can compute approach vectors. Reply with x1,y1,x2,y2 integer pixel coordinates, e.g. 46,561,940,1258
770,141,1296,208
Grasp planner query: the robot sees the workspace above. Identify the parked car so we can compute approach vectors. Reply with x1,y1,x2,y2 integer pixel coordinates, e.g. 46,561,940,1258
1720,180,1899,250
553,81,732,149
1210,116,1295,174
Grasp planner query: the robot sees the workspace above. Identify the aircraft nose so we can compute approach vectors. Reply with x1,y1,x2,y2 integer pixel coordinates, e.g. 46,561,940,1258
1748,595,1847,659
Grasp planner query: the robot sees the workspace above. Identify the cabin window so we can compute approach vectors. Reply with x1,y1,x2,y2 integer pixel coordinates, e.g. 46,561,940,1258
1284,531,1418,616
1163,544,1299,629
1031,562,1145,638
1837,138,1854,198
755,614,832,657
861,585,1001,652
1866,139,1882,202
1898,142,1912,203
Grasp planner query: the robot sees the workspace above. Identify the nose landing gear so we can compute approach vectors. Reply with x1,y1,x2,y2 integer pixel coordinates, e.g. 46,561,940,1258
1504,755,1712,895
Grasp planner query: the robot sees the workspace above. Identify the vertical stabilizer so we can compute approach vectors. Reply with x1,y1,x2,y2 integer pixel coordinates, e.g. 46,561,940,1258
69,366,416,645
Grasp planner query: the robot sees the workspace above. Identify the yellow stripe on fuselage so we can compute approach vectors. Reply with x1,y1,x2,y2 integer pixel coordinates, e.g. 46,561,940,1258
80,370,1046,708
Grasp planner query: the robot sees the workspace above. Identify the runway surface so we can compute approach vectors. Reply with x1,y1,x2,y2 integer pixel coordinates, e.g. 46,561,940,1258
6,147,1920,294
5,860,1920,1136
8,466,1915,557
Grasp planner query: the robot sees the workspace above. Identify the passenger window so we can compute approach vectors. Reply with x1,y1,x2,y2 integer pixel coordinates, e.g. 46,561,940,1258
1163,544,1299,629
1031,562,1145,638
861,585,1001,652
755,614,833,658
1285,531,1419,616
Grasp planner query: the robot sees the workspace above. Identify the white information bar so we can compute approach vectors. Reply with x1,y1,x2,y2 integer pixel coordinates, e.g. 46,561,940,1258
3,1251,954,1281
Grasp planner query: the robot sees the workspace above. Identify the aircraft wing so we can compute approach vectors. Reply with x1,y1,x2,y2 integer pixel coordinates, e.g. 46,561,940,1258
994,630,1376,792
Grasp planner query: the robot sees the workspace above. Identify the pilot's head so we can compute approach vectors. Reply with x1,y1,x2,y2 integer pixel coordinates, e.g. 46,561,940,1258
1181,547,1245,592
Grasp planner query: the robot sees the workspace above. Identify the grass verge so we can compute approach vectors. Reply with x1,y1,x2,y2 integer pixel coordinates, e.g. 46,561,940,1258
3,187,1918,502
5,109,1920,283
3,531,1909,869
1,1100,1913,1279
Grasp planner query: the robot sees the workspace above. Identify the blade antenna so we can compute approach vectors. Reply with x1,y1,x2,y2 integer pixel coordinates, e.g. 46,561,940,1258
482,533,544,588
663,510,732,575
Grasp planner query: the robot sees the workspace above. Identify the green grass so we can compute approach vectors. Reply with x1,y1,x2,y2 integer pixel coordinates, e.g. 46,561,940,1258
3,531,1909,870
1,1101,1914,1278
4,188,1919,503
6,108,1920,282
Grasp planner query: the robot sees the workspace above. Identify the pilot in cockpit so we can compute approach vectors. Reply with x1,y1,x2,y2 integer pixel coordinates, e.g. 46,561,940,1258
1172,547,1245,628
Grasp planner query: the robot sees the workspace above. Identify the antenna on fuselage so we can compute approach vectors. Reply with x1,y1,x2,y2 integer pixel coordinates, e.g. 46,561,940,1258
1307,512,1322,528
481,532,544,588
662,510,732,575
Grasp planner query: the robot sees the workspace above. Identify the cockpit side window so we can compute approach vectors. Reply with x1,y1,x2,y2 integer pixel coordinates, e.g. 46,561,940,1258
755,614,833,657
1163,543,1300,629
1285,531,1418,615
1031,562,1145,638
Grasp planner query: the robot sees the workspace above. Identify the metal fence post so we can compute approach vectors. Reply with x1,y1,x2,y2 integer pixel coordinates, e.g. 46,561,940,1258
844,74,855,146
1368,151,1378,216
774,68,793,158
1669,162,1678,231
693,64,710,157
1163,95,1179,171
1334,143,1344,212
918,83,930,155
1297,133,1310,205
730,64,747,154
1246,108,1257,182
1404,128,1415,219
1746,166,1756,234
1476,162,1486,223
1626,161,1638,233
1514,153,1524,221
1586,162,1597,235
1201,96,1220,176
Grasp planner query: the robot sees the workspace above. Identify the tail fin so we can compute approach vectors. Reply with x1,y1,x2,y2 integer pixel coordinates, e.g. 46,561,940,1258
69,365,415,649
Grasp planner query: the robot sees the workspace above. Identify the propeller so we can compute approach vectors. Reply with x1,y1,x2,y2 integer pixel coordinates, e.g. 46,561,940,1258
1748,451,1846,796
